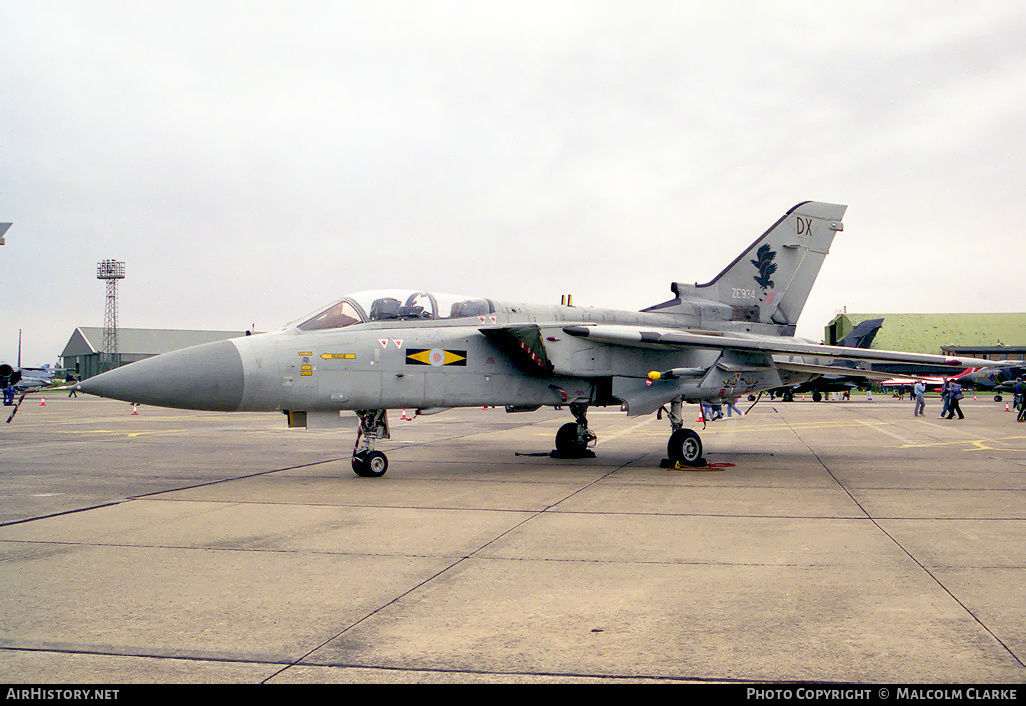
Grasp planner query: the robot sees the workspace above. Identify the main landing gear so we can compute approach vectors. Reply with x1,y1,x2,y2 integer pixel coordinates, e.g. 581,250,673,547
352,409,390,477
660,397,705,468
551,402,597,458
550,398,706,467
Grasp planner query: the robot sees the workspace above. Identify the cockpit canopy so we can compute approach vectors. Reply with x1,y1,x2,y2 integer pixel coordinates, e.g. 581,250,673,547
296,290,494,332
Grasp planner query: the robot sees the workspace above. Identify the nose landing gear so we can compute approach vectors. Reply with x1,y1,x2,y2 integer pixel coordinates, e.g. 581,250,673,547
352,409,390,477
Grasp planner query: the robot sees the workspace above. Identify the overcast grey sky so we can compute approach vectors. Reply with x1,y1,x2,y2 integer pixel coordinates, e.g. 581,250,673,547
3,1,1025,366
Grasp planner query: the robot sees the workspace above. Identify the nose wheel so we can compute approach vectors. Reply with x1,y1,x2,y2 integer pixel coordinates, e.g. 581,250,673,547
352,409,390,477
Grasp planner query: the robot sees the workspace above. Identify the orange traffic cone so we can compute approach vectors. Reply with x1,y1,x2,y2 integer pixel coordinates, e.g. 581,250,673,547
131,404,139,415
39,397,45,406
401,409,411,421
1005,402,1011,412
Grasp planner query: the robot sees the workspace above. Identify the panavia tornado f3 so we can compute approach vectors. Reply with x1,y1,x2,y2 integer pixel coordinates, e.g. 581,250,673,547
77,202,992,476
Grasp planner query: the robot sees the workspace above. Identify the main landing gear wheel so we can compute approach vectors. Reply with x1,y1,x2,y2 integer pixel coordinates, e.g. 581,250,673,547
554,422,585,455
667,428,704,467
551,402,597,459
552,422,596,459
352,450,388,477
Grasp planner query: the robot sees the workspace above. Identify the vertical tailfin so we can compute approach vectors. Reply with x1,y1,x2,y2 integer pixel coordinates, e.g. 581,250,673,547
646,201,846,334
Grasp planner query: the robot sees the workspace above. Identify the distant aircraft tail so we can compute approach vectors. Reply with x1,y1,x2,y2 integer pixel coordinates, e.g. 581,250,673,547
644,201,846,335
838,318,883,349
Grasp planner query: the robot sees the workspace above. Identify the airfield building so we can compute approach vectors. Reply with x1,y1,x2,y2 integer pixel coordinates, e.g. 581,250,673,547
60,327,251,379
826,313,1026,374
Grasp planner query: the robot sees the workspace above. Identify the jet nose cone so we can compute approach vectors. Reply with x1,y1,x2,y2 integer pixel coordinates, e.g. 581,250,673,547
78,339,245,412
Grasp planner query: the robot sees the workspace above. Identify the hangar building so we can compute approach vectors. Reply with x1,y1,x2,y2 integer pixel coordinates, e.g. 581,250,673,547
825,313,1026,373
60,328,250,379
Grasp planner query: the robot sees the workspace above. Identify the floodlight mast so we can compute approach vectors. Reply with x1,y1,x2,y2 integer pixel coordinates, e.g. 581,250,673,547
97,260,126,374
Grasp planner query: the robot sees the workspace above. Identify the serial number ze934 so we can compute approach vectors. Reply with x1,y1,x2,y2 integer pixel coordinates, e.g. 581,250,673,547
731,288,759,300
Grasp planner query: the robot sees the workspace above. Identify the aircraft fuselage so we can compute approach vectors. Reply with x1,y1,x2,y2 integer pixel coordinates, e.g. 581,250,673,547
85,296,812,421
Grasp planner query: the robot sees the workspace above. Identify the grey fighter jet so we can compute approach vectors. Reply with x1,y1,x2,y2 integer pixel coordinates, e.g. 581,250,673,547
956,364,1026,401
76,202,993,476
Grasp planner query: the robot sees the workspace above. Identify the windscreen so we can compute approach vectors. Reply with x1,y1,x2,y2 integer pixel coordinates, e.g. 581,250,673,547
296,300,363,331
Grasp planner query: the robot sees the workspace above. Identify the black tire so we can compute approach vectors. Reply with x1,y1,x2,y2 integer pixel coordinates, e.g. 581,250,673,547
667,429,703,466
352,450,388,477
995,395,1003,402
812,391,822,402
554,422,584,454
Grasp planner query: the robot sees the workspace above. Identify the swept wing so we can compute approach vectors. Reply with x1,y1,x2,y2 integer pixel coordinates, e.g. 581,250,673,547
560,324,992,368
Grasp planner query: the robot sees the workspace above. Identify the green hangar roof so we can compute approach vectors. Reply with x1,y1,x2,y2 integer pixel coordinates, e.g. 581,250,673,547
826,313,1026,357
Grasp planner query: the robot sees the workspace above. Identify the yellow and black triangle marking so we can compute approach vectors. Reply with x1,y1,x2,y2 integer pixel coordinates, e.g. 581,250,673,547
406,348,468,367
